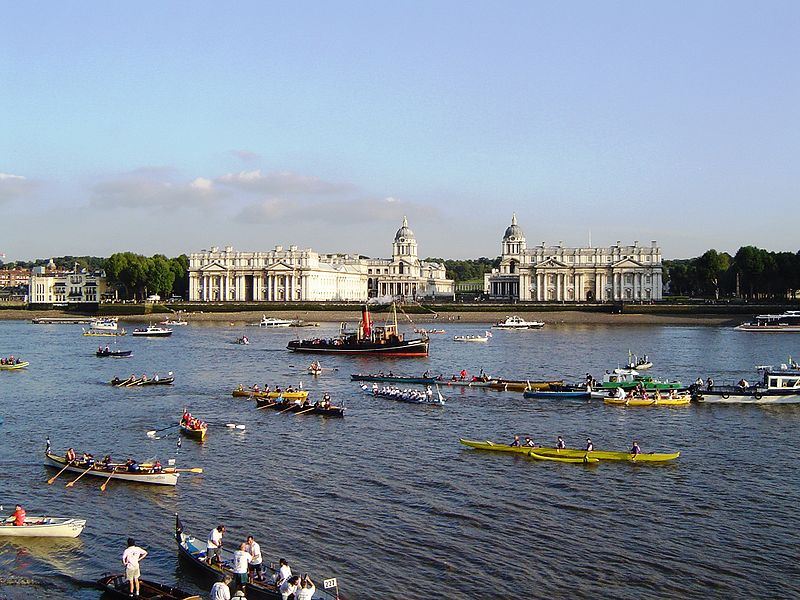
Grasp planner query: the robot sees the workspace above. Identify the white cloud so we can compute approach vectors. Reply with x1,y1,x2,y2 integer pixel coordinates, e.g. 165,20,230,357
0,173,38,203
236,196,439,225
89,169,226,210
230,149,261,162
217,170,355,195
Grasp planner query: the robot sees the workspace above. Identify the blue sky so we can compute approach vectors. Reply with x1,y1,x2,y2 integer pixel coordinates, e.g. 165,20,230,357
1,1,798,261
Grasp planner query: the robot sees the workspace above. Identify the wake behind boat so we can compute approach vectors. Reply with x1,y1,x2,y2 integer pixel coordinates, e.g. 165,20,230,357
288,304,428,356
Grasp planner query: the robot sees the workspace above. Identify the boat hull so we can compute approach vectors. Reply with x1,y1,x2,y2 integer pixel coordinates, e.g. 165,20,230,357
44,453,179,485
255,398,345,417
0,517,86,538
288,339,428,356
523,390,591,400
180,424,207,440
0,361,29,370
459,439,680,462
697,391,800,404
96,350,132,358
98,574,200,600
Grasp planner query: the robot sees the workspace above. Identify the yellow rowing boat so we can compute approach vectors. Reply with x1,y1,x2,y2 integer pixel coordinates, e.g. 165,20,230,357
459,439,680,462
604,395,690,407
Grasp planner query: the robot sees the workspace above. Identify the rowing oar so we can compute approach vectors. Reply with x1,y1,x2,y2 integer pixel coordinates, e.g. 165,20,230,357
47,461,73,485
255,402,278,410
295,406,317,415
277,404,299,414
146,423,180,438
174,467,204,473
99,467,117,493
65,464,95,488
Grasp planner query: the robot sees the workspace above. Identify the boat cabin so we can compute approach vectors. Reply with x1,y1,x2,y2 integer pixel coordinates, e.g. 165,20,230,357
758,365,800,390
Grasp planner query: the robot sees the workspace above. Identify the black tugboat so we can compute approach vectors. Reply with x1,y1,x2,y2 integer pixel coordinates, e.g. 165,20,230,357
287,304,429,356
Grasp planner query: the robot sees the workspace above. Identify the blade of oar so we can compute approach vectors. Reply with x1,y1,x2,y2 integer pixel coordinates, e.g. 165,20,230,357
146,423,180,437
65,464,94,487
47,461,73,485
100,468,117,493
174,467,204,473
277,404,298,414
256,402,278,410
296,407,316,415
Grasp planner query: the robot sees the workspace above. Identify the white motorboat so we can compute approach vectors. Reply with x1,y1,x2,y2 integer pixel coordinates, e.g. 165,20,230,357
259,316,293,328
0,515,87,538
90,317,118,331
492,316,545,329
625,351,653,370
696,361,800,404
735,310,800,332
132,325,173,337
454,331,492,342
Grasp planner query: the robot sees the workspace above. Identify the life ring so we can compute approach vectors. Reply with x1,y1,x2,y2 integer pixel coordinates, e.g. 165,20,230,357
754,391,763,400
721,393,729,399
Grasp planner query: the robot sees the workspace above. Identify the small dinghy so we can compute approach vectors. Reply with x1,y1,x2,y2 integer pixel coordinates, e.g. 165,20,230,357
0,515,86,538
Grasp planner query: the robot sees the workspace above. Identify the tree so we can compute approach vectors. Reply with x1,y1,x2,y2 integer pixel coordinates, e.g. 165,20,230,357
696,250,731,299
146,255,175,298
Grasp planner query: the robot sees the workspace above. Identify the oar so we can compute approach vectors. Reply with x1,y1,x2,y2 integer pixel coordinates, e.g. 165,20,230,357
47,461,73,485
174,467,204,473
146,423,180,438
256,402,278,411
65,464,95,487
277,404,299,414
99,468,117,493
295,406,316,415
224,423,246,430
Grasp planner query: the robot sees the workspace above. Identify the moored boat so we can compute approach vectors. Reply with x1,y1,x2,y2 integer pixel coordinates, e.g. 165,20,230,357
0,361,29,370
90,317,119,331
598,368,682,392
486,378,564,392
459,439,680,462
83,328,127,337
625,350,653,370
288,304,429,356
0,515,86,538
175,516,341,600
735,310,800,332
695,362,800,404
259,315,293,327
523,386,592,400
604,395,691,407
97,574,200,599
492,316,545,329
132,325,173,337
266,390,308,400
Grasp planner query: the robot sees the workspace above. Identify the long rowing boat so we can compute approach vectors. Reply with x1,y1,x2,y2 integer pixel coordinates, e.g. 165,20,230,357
110,375,175,387
175,516,340,600
362,384,445,405
523,387,592,400
44,452,180,485
528,452,599,464
459,439,680,462
97,574,200,599
0,361,29,370
266,390,308,400
255,397,345,417
604,395,691,407
0,516,86,538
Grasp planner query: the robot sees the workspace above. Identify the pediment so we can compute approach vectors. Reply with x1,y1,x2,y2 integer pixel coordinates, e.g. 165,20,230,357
265,262,294,272
199,262,227,272
611,259,645,269
534,257,569,268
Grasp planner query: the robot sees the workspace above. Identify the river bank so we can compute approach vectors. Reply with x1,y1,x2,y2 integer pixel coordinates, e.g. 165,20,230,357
1,307,742,326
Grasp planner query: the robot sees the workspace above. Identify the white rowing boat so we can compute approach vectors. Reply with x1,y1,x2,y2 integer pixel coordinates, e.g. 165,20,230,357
44,452,179,486
0,516,86,538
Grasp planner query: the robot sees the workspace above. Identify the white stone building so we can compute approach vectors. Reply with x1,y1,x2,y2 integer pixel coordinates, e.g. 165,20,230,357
188,218,454,302
29,267,107,304
485,214,663,302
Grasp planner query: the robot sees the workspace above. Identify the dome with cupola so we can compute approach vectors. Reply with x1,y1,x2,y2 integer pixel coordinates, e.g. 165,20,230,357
394,216,415,242
503,213,525,241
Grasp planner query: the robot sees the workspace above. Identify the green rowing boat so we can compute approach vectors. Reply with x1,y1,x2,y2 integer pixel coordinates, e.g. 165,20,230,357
459,439,680,462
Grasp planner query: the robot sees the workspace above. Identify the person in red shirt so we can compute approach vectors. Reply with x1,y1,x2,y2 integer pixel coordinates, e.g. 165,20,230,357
13,504,26,526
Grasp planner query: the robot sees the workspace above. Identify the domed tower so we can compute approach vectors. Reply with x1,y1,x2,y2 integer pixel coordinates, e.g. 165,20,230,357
502,213,526,257
393,216,418,261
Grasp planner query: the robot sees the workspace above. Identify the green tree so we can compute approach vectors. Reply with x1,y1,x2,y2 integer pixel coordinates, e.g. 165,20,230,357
696,249,731,299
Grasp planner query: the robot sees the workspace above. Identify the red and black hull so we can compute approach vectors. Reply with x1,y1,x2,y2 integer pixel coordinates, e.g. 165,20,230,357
287,339,428,356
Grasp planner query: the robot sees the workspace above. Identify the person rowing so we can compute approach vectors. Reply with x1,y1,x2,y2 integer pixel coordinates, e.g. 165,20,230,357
585,438,594,452
631,441,642,456
510,435,521,447
556,436,566,450
65,447,77,462
12,504,26,526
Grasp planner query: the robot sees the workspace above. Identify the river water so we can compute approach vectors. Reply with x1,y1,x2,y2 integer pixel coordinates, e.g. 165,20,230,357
0,319,798,599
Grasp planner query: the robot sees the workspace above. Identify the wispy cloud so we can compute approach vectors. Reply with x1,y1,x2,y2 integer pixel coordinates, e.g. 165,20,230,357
89,168,226,210
230,149,261,163
0,173,38,203
217,170,356,195
236,196,439,225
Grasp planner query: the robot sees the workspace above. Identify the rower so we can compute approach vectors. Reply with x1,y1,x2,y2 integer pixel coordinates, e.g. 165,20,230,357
615,386,626,400
12,504,26,526
65,448,77,462
585,438,594,452
523,437,537,447
631,441,642,456
556,436,566,450
510,435,521,447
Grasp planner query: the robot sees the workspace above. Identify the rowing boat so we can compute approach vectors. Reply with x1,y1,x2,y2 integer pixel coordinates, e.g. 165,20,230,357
180,423,208,440
0,361,29,370
266,390,308,400
255,397,345,417
528,451,599,464
96,349,133,358
110,376,175,387
604,395,691,407
175,516,340,600
486,379,564,392
97,574,200,599
44,452,180,485
362,384,445,405
459,439,680,462
0,516,86,538
82,328,127,337
523,387,592,400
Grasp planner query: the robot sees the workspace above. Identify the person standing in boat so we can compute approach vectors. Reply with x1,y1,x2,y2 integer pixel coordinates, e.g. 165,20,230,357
615,386,626,400
211,574,233,600
206,524,225,565
121,537,148,598
246,535,263,582
12,504,26,526
232,542,253,591
273,558,292,586
296,574,316,600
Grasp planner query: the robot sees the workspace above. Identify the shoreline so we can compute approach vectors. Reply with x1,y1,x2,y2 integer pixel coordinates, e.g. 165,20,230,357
0,308,742,326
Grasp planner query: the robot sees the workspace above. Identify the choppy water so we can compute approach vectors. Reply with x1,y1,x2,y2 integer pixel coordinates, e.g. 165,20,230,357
0,319,798,599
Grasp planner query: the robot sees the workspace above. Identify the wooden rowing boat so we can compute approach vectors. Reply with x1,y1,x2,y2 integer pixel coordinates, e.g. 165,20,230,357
0,516,86,538
459,439,680,462
604,395,691,407
255,397,345,417
44,452,180,486
179,423,208,440
96,349,133,358
97,574,200,599
110,376,175,387
266,390,308,400
175,516,340,600
0,361,29,370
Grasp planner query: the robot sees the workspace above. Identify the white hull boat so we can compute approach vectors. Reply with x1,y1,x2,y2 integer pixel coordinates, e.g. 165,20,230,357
44,453,179,486
697,361,800,404
492,316,545,329
454,331,492,342
259,316,293,327
0,516,86,538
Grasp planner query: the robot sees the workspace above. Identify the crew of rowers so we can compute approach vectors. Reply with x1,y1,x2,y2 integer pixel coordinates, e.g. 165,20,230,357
111,373,165,385
608,382,682,400
368,383,439,403
181,410,206,431
0,355,23,365
235,383,303,394
273,392,333,409
62,447,163,472
509,435,642,455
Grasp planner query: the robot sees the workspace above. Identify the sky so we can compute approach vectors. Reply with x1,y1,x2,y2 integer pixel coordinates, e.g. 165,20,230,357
1,1,799,262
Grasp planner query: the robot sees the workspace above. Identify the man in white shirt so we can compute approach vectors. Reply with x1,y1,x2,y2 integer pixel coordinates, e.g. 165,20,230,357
246,535,263,582
296,574,316,600
232,543,252,591
121,537,148,597
279,575,300,600
210,574,232,600
206,524,226,565
273,558,292,586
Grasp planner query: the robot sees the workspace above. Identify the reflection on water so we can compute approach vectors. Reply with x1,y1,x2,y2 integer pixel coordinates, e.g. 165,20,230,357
0,320,799,599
